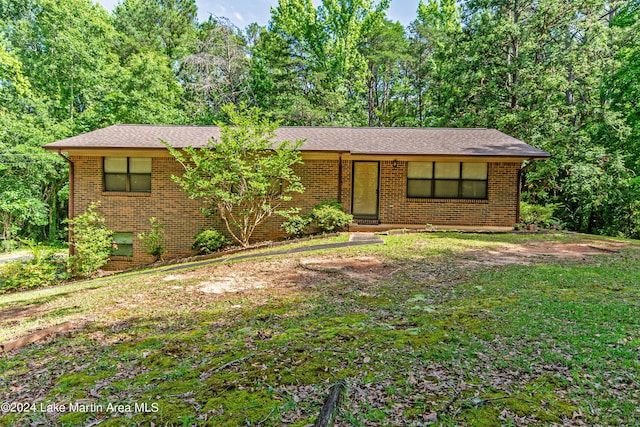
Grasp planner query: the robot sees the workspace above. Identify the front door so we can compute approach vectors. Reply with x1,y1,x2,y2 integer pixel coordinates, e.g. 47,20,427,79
352,161,379,219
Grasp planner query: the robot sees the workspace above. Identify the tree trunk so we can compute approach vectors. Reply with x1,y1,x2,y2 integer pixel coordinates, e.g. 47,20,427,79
368,65,376,127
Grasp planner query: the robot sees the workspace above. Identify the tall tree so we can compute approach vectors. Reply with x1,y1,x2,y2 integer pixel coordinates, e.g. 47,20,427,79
604,1,640,167
406,0,462,126
113,0,197,61
1,19,69,243
250,24,327,125
361,18,410,126
82,50,186,127
6,0,119,123
268,0,390,125
180,17,253,123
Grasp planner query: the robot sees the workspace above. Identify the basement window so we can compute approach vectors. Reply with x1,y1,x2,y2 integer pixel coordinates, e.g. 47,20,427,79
112,232,133,257
407,162,488,199
104,157,151,192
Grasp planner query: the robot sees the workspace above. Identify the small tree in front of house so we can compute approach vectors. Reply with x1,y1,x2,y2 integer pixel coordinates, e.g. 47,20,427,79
165,104,305,247
138,217,167,261
67,202,113,278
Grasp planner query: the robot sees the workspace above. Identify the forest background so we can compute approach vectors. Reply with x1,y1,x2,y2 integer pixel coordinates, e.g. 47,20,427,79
1,0,639,248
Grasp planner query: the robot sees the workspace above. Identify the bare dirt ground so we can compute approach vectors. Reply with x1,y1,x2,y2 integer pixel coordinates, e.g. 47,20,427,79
155,238,633,297
1,236,635,342
159,255,395,297
463,238,632,266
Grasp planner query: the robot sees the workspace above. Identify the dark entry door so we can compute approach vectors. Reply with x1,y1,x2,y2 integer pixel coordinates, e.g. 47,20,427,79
352,161,379,219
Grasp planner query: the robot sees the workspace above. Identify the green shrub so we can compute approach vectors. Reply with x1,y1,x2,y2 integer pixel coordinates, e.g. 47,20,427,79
0,245,68,294
281,215,312,237
192,229,230,254
310,201,353,233
313,199,344,210
281,200,353,237
67,203,113,278
138,217,167,261
520,202,561,229
1,239,18,253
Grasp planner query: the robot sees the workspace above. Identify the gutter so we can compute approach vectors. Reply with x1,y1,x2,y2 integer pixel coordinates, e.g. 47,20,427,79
56,150,75,256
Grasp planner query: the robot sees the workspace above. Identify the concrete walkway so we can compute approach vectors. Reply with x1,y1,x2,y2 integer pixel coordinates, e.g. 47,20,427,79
0,250,67,266
158,233,385,274
42,233,386,289
0,250,33,265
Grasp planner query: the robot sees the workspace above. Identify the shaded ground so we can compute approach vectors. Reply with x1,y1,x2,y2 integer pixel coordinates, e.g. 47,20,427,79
1,232,639,426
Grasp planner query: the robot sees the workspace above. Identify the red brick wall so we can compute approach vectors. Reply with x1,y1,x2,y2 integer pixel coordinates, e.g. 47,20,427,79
71,155,520,268
72,156,212,269
377,161,520,226
250,159,342,241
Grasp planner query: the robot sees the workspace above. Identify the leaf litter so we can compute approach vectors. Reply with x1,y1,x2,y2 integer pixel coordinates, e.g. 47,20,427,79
0,233,639,426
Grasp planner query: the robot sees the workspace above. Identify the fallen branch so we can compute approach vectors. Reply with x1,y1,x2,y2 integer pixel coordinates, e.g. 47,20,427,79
214,353,255,373
257,406,276,425
314,380,346,427
1,321,75,353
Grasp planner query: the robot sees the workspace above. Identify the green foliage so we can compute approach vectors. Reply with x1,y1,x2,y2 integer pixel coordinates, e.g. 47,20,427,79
310,204,354,233
628,177,640,239
282,200,353,237
1,239,18,253
66,203,113,278
281,214,312,238
313,199,344,211
113,0,197,61
191,229,230,254
6,0,120,122
138,217,167,261
0,243,67,294
165,104,305,247
1,260,57,294
519,202,560,229
266,0,391,125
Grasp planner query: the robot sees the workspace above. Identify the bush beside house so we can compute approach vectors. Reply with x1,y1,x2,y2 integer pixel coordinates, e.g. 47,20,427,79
282,200,353,237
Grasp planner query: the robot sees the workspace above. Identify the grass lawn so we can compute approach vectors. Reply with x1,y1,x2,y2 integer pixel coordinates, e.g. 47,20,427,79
1,232,639,426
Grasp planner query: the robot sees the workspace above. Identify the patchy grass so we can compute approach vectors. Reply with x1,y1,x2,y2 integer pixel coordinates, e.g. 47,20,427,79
1,232,639,426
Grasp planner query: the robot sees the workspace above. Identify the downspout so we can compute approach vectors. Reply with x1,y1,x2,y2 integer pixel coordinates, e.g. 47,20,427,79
57,150,75,256
517,158,536,224
338,153,343,204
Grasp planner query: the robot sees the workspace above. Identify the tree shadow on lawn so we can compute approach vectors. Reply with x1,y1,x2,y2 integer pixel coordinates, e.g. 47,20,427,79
2,234,640,426
0,298,591,427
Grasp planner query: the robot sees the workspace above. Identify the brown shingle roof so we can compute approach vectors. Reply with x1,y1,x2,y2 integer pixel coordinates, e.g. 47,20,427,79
44,124,550,158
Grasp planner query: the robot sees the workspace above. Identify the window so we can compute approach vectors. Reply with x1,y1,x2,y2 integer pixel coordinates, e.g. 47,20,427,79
112,232,133,257
407,162,488,199
104,157,151,192
407,162,433,198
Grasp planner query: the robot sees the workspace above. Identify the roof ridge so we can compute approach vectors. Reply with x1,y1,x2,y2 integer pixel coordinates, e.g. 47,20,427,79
277,126,491,130
107,124,492,131
112,124,219,128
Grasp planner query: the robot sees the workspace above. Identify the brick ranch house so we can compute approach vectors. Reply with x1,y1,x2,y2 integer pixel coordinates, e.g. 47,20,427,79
44,125,549,267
